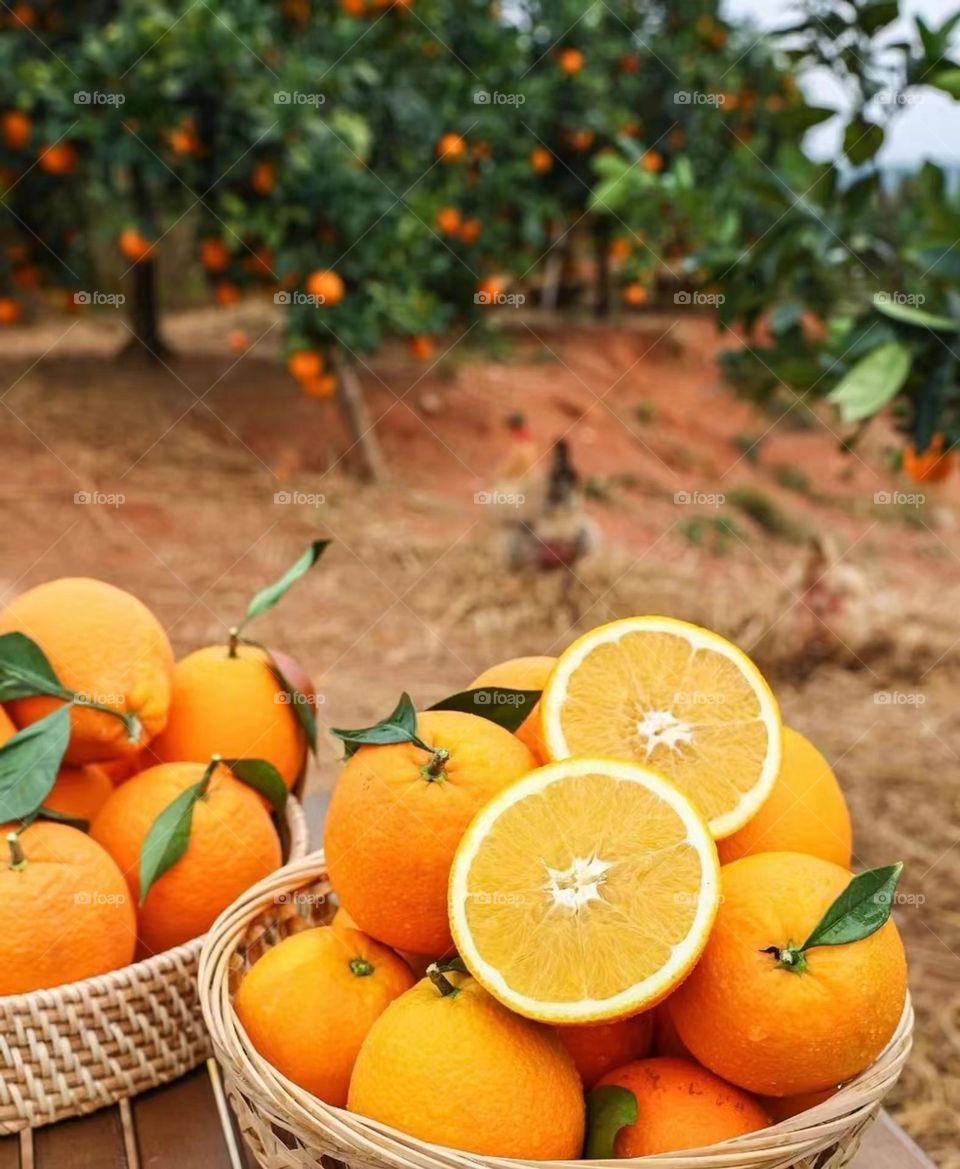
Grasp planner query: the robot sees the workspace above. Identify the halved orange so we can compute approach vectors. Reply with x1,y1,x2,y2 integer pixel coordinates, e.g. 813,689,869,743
448,757,720,1024
541,617,782,838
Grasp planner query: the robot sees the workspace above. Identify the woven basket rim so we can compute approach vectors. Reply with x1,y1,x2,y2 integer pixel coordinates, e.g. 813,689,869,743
0,794,309,1011
199,848,914,1169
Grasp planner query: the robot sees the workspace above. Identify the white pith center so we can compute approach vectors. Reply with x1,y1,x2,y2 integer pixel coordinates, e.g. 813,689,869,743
544,853,613,911
636,709,693,757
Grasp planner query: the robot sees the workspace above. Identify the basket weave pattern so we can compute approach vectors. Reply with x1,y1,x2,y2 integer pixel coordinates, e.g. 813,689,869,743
0,796,309,1133
199,852,914,1169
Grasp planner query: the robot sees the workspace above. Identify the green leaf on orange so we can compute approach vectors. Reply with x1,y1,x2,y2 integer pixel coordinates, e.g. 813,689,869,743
238,539,330,634
801,863,903,951
330,692,430,758
0,632,71,702
138,783,204,905
429,687,541,733
584,1084,637,1159
35,805,90,832
223,757,288,815
0,705,72,822
268,654,318,754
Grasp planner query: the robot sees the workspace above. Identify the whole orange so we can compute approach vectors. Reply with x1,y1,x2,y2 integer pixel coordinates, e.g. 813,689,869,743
200,237,230,272
228,329,250,354
567,129,594,152
301,373,337,398
91,761,281,955
236,925,414,1105
557,1012,653,1088
903,433,953,484
287,348,323,383
668,852,908,1096
147,644,307,790
0,821,135,994
348,969,584,1158
214,280,240,307
46,764,115,823
458,217,482,244
333,905,434,979
596,1058,771,1155
436,133,466,162
306,268,345,306
250,160,276,195
325,710,535,955
435,206,462,235
641,149,663,173
119,229,153,263
407,335,435,361
558,48,583,75
530,147,553,174
0,577,174,764
468,655,555,763
0,297,21,325
1,109,31,151
38,142,78,175
623,282,648,307
718,727,852,867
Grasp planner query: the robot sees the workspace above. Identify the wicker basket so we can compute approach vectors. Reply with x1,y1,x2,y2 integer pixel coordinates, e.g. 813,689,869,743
199,851,914,1169
0,796,309,1134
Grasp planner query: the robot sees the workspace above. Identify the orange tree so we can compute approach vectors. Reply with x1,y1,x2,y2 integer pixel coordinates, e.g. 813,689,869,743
0,0,303,356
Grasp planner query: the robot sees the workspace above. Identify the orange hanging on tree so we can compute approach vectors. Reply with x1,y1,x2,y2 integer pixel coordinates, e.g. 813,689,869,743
119,228,154,263
902,433,953,483
1,109,31,151
37,142,78,175
306,268,345,306
436,133,466,163
558,47,583,75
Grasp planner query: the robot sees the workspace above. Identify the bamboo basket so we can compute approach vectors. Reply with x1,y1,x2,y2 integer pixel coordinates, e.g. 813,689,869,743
199,851,914,1169
0,796,309,1134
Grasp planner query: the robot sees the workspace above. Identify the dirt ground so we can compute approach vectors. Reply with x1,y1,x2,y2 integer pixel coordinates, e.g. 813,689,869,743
1,304,958,1163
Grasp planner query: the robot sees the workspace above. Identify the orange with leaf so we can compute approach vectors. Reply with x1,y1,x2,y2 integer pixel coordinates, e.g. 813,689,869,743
149,542,327,789
668,852,907,1096
0,577,174,764
467,655,554,763
588,1058,771,1156
92,756,283,956
325,696,536,956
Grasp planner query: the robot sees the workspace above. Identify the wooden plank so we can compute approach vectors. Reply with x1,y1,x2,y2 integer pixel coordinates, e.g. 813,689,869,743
132,1070,233,1169
0,1132,20,1169
852,1111,937,1169
32,1106,127,1169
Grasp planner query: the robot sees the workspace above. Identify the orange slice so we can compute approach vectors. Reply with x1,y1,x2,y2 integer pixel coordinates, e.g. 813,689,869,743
541,617,782,838
448,757,720,1023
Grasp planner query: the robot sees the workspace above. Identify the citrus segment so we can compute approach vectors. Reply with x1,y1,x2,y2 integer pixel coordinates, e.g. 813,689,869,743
541,617,782,837
449,758,720,1023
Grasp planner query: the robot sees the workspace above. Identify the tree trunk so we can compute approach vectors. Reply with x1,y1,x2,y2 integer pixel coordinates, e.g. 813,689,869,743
594,218,612,318
540,221,564,312
119,165,171,363
332,351,384,482
120,258,171,363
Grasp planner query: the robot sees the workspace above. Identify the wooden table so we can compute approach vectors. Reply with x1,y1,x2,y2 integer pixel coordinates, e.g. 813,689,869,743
0,1063,937,1169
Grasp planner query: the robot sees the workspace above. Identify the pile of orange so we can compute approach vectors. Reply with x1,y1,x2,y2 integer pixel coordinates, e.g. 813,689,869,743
235,615,907,1160
0,553,323,994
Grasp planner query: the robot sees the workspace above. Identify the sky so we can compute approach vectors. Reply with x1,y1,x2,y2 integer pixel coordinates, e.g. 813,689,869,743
723,0,960,165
